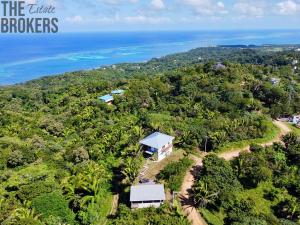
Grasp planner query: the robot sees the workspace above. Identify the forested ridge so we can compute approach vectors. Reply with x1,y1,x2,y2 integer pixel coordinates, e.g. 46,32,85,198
194,136,300,225
0,46,299,225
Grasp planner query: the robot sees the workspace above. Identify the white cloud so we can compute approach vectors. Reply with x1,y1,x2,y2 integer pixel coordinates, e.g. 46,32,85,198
66,14,170,25
217,1,224,8
124,15,170,24
66,15,84,23
24,0,37,4
182,0,227,16
233,2,264,18
150,0,165,10
276,0,300,15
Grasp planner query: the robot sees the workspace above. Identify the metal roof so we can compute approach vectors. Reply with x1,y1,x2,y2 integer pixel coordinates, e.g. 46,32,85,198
139,132,174,149
111,89,125,95
214,63,226,70
130,184,165,202
99,94,114,102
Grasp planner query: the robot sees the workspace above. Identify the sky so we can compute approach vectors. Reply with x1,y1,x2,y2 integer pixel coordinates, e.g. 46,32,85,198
24,0,300,31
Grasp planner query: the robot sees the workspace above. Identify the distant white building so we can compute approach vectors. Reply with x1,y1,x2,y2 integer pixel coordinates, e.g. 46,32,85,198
130,183,165,209
292,60,298,65
111,89,125,95
139,132,174,161
292,115,300,125
271,77,281,85
213,63,226,70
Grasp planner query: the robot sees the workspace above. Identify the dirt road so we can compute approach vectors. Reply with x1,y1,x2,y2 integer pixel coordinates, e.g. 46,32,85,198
179,121,291,225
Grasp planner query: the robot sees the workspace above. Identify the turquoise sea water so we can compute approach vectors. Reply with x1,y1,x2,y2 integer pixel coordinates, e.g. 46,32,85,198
0,30,299,85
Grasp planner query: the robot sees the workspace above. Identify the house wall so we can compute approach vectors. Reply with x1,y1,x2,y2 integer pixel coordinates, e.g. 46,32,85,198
131,201,163,209
292,116,300,124
158,143,173,161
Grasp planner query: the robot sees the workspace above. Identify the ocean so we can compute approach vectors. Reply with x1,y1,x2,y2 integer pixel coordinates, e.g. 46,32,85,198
0,30,300,85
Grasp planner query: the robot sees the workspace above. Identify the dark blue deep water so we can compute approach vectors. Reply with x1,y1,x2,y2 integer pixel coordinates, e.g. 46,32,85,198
0,30,300,85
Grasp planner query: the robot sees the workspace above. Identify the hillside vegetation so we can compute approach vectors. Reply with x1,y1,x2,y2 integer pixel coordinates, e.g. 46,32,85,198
0,46,299,224
194,135,300,225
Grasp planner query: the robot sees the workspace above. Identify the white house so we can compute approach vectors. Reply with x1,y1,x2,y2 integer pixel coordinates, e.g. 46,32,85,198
130,183,165,209
139,132,174,161
271,77,281,85
292,115,300,125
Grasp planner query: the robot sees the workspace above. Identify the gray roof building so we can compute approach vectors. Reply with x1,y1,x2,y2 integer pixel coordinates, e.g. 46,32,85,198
99,94,114,103
213,63,226,70
111,89,125,95
130,184,166,202
139,132,175,150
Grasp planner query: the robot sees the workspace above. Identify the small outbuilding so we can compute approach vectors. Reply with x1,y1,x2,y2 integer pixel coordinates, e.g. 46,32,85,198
130,183,165,209
139,132,174,161
99,94,114,104
111,89,125,95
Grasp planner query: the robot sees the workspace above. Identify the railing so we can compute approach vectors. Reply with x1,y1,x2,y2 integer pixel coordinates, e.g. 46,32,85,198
161,144,173,153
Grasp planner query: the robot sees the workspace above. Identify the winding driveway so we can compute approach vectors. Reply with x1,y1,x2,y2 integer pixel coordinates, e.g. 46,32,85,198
179,121,291,225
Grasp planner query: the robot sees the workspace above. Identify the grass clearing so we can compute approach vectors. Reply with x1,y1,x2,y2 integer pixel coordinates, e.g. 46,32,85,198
142,149,185,180
285,123,300,136
216,120,280,153
3,163,56,187
100,193,114,225
200,208,225,225
236,182,276,216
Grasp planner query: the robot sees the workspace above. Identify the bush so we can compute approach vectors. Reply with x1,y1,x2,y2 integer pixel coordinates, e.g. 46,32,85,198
157,157,193,191
10,218,43,225
110,204,190,225
32,192,75,225
17,180,59,201
72,147,89,164
250,144,264,153
7,151,24,168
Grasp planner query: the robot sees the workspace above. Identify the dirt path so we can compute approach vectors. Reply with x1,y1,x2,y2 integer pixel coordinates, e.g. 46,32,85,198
179,121,291,225
103,194,119,225
180,155,207,225
110,194,119,215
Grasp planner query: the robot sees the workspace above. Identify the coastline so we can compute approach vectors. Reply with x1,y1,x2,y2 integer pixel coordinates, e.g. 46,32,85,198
1,43,300,88
1,30,300,86
2,44,300,88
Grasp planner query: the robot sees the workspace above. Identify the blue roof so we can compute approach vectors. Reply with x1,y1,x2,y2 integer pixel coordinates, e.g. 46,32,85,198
139,132,175,149
99,94,114,102
111,89,125,95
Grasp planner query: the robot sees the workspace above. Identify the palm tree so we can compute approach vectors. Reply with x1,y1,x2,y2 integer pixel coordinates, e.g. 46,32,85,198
8,202,41,223
121,157,141,182
193,181,219,208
